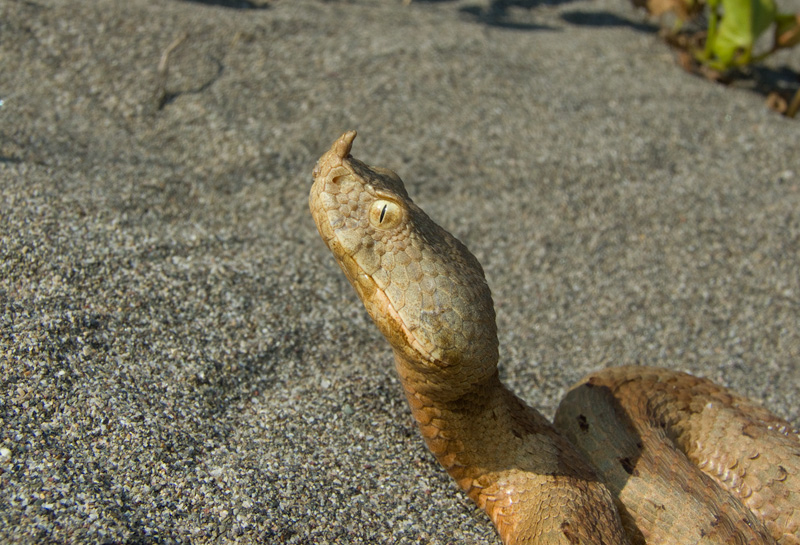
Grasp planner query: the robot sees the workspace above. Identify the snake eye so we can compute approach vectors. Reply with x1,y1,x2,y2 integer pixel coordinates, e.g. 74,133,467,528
369,199,403,230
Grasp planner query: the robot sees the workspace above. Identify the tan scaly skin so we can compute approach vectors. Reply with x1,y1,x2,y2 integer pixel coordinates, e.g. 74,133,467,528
309,131,800,545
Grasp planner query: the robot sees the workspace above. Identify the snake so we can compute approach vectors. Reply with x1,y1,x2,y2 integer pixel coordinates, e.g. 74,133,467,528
309,131,799,545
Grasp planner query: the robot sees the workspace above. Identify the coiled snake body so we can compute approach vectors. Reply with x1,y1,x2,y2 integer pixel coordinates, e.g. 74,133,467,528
309,131,799,545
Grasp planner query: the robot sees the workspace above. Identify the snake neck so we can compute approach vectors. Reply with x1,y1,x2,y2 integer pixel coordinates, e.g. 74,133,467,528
394,352,592,499
393,351,627,544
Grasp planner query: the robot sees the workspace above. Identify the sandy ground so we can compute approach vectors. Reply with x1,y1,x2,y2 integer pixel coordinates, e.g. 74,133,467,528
1,0,798,543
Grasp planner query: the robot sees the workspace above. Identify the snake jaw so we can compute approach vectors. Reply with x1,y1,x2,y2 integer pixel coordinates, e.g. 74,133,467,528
335,247,438,367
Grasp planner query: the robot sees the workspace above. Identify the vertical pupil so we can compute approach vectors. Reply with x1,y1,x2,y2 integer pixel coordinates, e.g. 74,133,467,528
379,204,388,223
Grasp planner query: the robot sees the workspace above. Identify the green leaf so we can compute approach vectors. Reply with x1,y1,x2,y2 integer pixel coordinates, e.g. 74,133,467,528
707,0,777,67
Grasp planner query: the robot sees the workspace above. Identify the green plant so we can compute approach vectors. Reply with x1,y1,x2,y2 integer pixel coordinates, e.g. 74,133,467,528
636,0,800,116
698,0,799,69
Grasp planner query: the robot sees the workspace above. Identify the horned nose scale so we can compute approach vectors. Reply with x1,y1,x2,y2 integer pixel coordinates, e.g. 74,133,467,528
312,130,357,180
333,130,357,158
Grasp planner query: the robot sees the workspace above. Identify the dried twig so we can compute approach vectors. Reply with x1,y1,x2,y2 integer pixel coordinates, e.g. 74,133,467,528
154,33,188,111
787,87,800,118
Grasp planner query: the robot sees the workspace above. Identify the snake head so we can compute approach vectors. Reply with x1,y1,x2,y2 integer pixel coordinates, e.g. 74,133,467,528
310,131,499,398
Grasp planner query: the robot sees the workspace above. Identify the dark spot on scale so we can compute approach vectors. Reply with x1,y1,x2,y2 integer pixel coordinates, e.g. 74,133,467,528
742,425,758,439
619,457,636,475
577,414,589,432
561,522,580,545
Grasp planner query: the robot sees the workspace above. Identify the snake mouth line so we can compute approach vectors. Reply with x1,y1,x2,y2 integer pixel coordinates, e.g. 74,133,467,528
338,250,438,367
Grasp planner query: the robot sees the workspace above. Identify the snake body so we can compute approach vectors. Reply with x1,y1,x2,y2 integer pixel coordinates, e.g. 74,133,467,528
309,131,799,545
